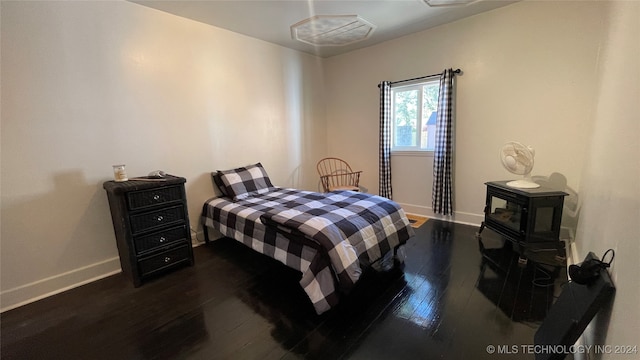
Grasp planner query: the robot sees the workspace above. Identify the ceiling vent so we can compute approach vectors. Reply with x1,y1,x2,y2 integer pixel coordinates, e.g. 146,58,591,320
291,15,376,46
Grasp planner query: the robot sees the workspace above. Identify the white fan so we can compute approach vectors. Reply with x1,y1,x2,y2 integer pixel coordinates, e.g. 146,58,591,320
500,142,540,189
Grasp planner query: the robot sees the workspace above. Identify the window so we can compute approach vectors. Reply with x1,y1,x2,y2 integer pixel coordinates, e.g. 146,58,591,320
391,79,440,152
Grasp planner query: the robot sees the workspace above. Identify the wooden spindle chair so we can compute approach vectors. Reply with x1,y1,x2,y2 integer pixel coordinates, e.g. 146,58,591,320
316,157,362,192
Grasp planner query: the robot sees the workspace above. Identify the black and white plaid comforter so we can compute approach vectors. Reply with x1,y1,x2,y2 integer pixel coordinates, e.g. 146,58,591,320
202,187,414,314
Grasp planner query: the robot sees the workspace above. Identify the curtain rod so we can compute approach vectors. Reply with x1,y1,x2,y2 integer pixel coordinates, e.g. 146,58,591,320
384,68,461,87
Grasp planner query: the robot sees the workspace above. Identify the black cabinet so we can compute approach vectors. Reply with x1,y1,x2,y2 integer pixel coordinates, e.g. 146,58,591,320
103,175,194,286
477,181,568,253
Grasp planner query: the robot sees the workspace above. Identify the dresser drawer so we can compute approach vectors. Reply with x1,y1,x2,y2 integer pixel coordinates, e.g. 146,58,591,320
138,245,191,276
130,205,185,234
134,225,189,255
127,185,183,210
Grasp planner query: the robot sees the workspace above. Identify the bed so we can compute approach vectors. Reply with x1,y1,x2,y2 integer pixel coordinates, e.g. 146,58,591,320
201,163,415,314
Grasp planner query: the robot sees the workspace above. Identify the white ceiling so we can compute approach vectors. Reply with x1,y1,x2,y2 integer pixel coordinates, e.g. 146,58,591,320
131,0,518,58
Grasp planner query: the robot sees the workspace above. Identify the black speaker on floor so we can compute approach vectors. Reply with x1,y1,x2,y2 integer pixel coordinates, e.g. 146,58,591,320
533,251,615,360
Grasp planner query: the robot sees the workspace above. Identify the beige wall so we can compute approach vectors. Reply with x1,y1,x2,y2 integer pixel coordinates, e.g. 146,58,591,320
0,1,326,310
574,1,640,357
324,0,606,224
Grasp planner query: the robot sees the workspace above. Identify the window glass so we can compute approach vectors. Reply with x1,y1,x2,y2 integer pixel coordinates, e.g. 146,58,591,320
391,80,440,152
394,89,419,147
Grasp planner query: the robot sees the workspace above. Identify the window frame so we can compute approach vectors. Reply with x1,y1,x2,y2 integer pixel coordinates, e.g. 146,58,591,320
390,79,440,154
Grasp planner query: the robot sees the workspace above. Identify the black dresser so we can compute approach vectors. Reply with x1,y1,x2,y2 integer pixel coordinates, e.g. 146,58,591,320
103,175,194,286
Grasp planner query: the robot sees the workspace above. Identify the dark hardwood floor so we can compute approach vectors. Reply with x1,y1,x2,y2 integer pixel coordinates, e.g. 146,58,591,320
1,220,568,360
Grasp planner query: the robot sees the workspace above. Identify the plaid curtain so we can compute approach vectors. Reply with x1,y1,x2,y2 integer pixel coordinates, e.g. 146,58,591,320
378,81,393,199
432,69,455,215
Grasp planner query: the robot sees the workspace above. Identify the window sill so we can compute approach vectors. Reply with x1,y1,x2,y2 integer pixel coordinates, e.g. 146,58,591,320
391,151,434,158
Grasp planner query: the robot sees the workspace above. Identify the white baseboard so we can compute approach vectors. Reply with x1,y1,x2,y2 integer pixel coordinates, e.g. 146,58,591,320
398,202,484,227
0,257,121,313
192,231,209,247
568,240,579,265
0,214,572,313
191,230,206,246
2,230,212,313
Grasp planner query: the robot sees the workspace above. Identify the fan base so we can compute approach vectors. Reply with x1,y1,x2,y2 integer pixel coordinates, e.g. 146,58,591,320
507,179,540,189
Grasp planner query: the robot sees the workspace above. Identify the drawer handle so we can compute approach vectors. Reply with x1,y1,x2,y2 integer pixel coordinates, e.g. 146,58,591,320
159,236,166,243
164,257,171,263
156,215,164,222
153,194,160,201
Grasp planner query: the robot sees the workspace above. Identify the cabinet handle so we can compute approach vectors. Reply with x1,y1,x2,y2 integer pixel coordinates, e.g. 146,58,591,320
159,236,166,243
164,257,171,263
153,194,160,201
156,215,164,222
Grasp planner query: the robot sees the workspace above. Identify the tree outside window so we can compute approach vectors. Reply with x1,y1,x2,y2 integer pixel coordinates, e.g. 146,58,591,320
391,80,440,152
